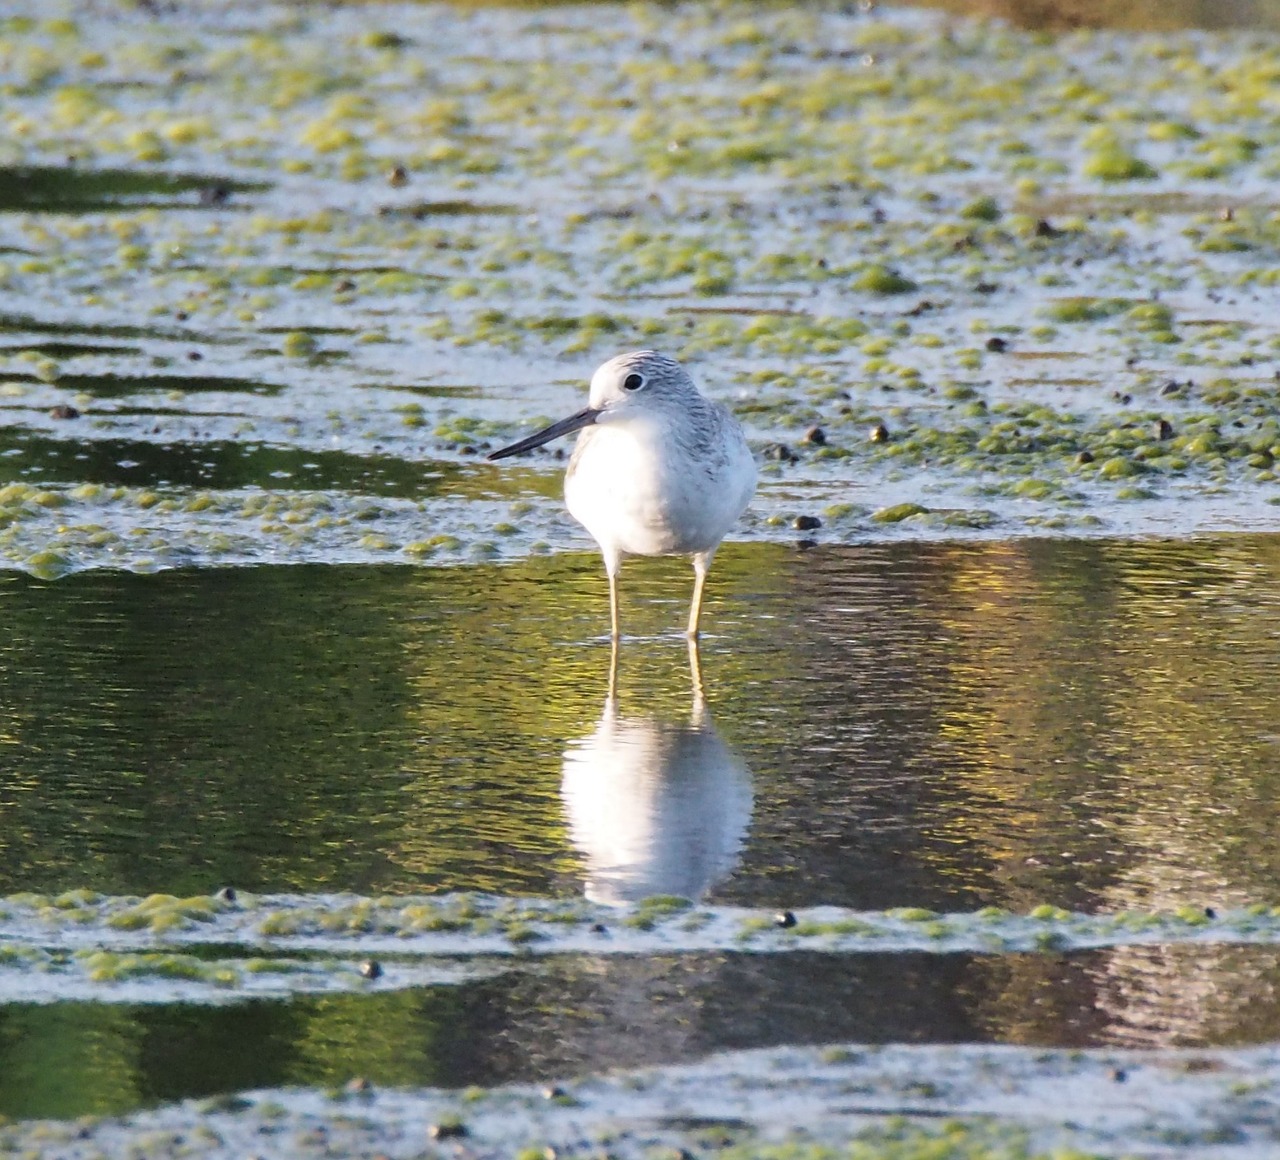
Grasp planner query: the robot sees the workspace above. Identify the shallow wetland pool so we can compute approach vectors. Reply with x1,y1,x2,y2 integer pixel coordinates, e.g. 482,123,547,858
3,0,1280,1155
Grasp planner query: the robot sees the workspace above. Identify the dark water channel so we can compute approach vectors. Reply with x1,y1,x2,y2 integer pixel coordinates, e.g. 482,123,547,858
3,535,1280,1115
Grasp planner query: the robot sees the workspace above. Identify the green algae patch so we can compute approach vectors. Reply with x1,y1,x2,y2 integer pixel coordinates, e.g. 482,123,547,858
1041,297,1131,323
854,266,919,295
872,503,930,523
105,894,219,933
1083,149,1159,182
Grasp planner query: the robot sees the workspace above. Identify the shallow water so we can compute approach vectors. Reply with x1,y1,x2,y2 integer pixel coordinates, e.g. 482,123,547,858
3,537,1280,1118
6,942,1280,1120
5,537,1280,911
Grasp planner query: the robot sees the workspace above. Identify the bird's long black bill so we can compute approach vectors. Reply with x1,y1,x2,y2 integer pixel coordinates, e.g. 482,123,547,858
486,406,601,460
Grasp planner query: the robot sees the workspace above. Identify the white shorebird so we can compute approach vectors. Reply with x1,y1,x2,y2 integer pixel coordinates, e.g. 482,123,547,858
488,351,756,639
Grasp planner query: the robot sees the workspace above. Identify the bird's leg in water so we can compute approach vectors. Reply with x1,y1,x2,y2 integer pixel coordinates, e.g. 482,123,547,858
608,566,621,640
687,551,713,638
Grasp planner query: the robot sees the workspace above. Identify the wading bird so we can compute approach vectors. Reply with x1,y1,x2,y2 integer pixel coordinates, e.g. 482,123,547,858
488,351,756,638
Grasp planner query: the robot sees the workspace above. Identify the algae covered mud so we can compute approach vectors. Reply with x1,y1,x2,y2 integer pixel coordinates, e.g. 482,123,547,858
0,0,1279,571
4,0,1280,1155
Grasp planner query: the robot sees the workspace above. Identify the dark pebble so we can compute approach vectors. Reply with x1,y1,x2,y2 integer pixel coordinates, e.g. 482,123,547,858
50,404,80,420
1034,218,1063,238
869,422,889,443
387,164,409,187
334,278,357,293
775,910,797,929
766,442,798,463
174,310,189,321
187,350,203,361
1076,450,1094,465
792,514,821,531
429,1121,468,1140
214,886,237,903
985,336,1008,353
542,1085,566,1100
359,960,383,980
796,537,818,550
1204,906,1216,919
590,922,607,934
1156,419,1174,440
198,184,230,206
1109,1068,1127,1083
974,281,998,294
1159,380,1181,396
802,425,826,445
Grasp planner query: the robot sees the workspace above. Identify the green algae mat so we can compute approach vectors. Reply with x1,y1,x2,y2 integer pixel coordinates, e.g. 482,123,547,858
3,0,1280,1155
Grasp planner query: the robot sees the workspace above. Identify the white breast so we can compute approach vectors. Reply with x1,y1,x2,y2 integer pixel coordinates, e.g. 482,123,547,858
565,412,755,564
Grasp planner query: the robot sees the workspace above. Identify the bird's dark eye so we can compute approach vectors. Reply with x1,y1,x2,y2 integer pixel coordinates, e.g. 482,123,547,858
622,372,645,391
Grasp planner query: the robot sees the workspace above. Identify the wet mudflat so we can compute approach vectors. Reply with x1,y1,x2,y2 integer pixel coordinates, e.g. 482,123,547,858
3,0,1280,1154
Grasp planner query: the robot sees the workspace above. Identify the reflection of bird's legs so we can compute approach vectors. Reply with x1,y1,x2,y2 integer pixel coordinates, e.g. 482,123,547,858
687,550,714,638
687,634,706,720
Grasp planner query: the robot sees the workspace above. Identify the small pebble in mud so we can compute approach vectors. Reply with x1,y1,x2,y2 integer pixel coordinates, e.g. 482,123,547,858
198,184,230,206
359,959,383,980
869,423,890,443
1076,450,1095,465
1156,419,1175,441
429,1120,468,1140
775,910,797,929
387,164,410,187
590,922,608,934
1035,218,1064,238
334,278,356,293
1220,206,1235,222
1109,1068,1128,1083
174,311,188,321
50,404,80,419
187,350,203,361
345,1077,373,1094
766,443,798,463
1205,906,1217,919
792,515,821,531
985,336,1008,353
1112,392,1132,405
542,1085,566,1100
1160,380,1183,397
214,886,237,903
802,426,826,445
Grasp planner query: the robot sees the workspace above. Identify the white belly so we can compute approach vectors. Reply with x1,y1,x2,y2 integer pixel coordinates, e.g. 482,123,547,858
564,420,754,563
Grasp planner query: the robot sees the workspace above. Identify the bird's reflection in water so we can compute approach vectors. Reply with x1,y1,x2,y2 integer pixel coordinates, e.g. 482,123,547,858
561,641,753,906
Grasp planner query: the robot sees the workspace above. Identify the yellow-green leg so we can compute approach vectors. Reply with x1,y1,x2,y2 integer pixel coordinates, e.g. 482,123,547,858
687,551,713,638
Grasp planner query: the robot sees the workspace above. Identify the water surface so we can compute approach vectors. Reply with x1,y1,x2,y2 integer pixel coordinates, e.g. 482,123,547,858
3,535,1279,913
